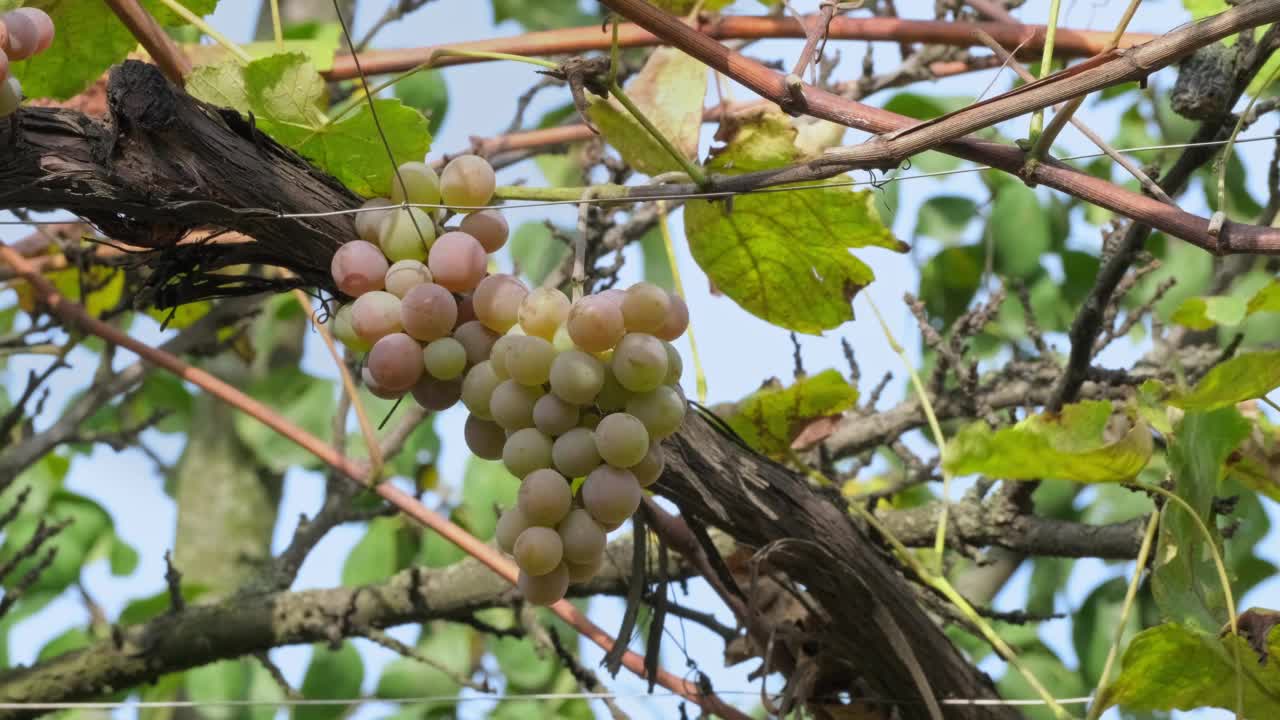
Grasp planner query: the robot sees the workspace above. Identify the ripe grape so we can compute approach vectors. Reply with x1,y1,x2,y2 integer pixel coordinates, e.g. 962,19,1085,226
351,290,403,342
490,379,541,431
410,376,462,411
440,155,497,210
598,288,627,311
503,428,554,479
423,337,467,380
626,385,686,439
612,333,668,393
632,443,665,487
552,325,575,353
330,304,371,352
518,468,573,527
428,231,487,292
505,335,556,387
474,274,528,333
551,427,601,478
1,9,44,60
367,332,425,391
0,77,18,118
533,394,579,436
363,366,404,400
464,414,507,460
399,282,457,342
595,364,632,412
455,293,477,326
663,341,683,384
513,526,563,576
622,282,671,333
496,506,530,554
567,295,624,352
459,210,509,252
355,197,394,243
655,292,690,341
0,51,7,86
331,240,388,297
460,361,501,419
518,563,569,606
566,554,604,583
389,161,441,206
518,288,570,340
594,413,650,468
378,206,435,262
582,465,641,526
384,259,432,298
548,350,605,406
488,333,517,380
558,509,607,565
452,321,499,367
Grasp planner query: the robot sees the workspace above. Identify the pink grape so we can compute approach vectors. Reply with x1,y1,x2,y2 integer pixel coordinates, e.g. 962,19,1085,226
518,564,568,606
351,291,402,342
582,465,641,526
632,443,665,487
622,282,671,333
400,282,457,342
331,240,388,297
355,197,394,243
503,428,554,479
533,394,580,436
452,321,499,367
594,413,649,468
367,333,425,392
489,379,541,431
626,385,686,439
518,468,573,527
428,231,487,292
473,274,528,333
423,337,467,380
465,414,507,460
330,304,371,353
549,350,605,406
567,295,624,352
2,9,43,61
558,509,607,565
496,507,530,554
363,366,404,401
411,376,462,411
455,294,477,326
551,427,601,478
440,155,497,210
505,335,556,387
514,526,564,576
384,259,432,298
0,50,7,86
612,333,669,393
379,207,435,262
655,293,690,341
389,161,441,206
518,287,571,340
459,210,509,252
460,361,501,419
598,288,627,311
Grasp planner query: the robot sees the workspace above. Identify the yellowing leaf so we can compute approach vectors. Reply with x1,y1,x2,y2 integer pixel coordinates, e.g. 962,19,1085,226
706,110,799,172
1171,350,1280,411
942,400,1153,483
725,369,858,456
587,47,706,175
19,266,125,317
1171,295,1248,330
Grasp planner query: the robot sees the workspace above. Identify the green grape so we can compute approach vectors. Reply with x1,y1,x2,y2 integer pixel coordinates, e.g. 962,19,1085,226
551,325,575,353
367,332,425,392
474,274,529,333
518,287,571,340
351,290,403,342
565,553,604,583
452,321,499,367
595,364,632,412
423,337,467,380
400,282,457,342
518,468,573,527
632,443,665,488
517,563,568,606
440,155,497,210
621,282,671,333
355,197,394,243
663,341,683,385
594,413,649,468
513,526,563,576
0,77,20,118
384,259,433,298
582,465,641,526
460,361,501,419
489,334,519,380
459,209,509,253
533,394,579,436
503,428,554,479
548,350,605,406
464,414,507,460
331,240,389,297
490,379,542,431
410,376,462,411
567,295,625,352
625,385,686,439
505,335,556,387
330,304,371,353
655,292,689,341
389,161,442,206
557,509,607,565
551,427,601,478
612,333,668,393
496,506,530,554
378,206,436,262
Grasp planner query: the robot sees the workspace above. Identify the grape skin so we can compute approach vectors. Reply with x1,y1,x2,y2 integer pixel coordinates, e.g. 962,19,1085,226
378,207,435,262
621,282,670,333
582,465,642,527
663,341,683,384
655,293,690,341
452,321,499,367
389,161,441,206
567,295,625,352
625,385,686,439
557,509,607,565
464,414,507,460
533,394,580,436
518,287,570,340
551,427,602,479
363,366,404,400
489,334,518,380
594,413,650,468
330,304,371,353
594,364,632,412
355,197,394,243
351,291,403,342
422,337,467,380
513,526,563,576
505,335,556,387
440,155,497,210
367,332,425,392
455,293,477,327
548,350,605,406
503,428,554,479
331,240,389,297
611,333,669,393
632,443,665,488
0,77,18,118
410,376,462,411
518,468,573,527
518,563,569,606
1,9,42,60
489,379,542,431
474,274,529,333
496,506,530,554
566,554,604,583
400,283,457,342
460,361,501,419
428,231,487,292
459,210,509,253
384,259,432,298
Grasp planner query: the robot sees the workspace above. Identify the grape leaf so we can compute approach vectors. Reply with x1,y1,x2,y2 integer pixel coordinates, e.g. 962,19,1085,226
725,369,859,456
243,52,326,125
460,457,519,541
1246,280,1280,314
1170,350,1280,411
231,367,335,474
587,47,706,175
990,183,1052,279
915,196,976,244
942,400,1154,483
298,643,364,720
491,0,595,30
1100,623,1280,715
342,518,417,586
376,624,473,700
394,70,449,136
1171,295,1248,329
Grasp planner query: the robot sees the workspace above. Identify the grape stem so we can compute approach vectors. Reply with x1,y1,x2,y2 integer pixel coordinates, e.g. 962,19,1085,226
656,200,707,403
154,0,251,63
1024,0,1061,143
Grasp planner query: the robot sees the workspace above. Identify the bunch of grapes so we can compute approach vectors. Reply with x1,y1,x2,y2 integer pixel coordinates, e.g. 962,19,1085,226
329,154,691,606
0,7,55,117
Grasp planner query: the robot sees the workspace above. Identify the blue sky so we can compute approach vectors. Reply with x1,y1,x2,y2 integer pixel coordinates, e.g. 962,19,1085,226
3,1,1278,718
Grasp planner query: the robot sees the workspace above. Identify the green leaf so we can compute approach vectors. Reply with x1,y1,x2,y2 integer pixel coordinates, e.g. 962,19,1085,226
1073,578,1143,688
1152,408,1251,631
491,630,558,690
460,458,520,541
394,70,449,136
376,624,473,700
1171,295,1249,330
1100,623,1280,715
587,47,706,175
995,649,1089,720
36,627,91,662
942,400,1154,483
638,226,675,291
919,245,983,327
1170,350,1280,411
298,642,364,720
1246,280,1280,314
509,221,569,286
186,660,250,720
244,52,326,125
232,367,335,474
1183,0,1229,20
915,195,976,244
109,533,140,575
187,61,250,114
491,0,595,30
119,583,211,625
243,22,341,71
725,369,858,456
342,517,417,586
989,183,1051,279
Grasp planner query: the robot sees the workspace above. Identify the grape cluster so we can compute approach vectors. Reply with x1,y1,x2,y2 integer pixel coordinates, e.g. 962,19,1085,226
0,8,54,117
328,154,691,606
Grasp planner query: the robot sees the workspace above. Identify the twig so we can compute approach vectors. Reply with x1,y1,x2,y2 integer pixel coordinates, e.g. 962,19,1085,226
163,550,184,613
1025,0,1062,141
362,627,488,692
103,0,192,84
